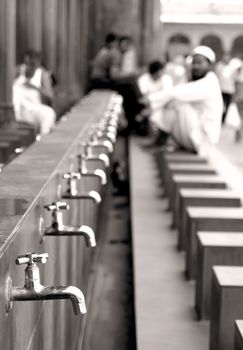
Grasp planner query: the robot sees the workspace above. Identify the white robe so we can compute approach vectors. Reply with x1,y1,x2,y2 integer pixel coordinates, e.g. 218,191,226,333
148,71,223,154
12,67,56,135
137,72,173,127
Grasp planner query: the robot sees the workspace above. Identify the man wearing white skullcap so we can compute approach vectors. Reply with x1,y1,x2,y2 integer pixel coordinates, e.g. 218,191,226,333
146,45,223,154
191,45,216,64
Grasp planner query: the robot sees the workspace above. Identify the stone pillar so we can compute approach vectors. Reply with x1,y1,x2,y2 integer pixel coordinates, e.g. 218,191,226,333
139,0,163,65
76,0,90,94
67,0,83,98
56,0,68,87
16,0,43,62
0,0,16,125
42,0,58,72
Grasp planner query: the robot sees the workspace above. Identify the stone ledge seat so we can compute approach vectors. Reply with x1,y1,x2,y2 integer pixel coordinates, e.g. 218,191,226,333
196,231,243,320
164,162,216,202
170,175,227,249
235,320,243,350
176,188,241,234
185,207,243,279
0,122,37,164
210,266,243,350
0,141,16,163
156,149,207,181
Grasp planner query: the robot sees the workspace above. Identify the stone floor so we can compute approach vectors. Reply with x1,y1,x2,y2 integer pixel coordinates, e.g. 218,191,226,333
217,125,243,177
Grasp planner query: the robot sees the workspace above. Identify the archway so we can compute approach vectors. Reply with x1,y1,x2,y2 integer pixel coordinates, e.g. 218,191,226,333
200,35,223,61
231,36,243,59
166,33,191,61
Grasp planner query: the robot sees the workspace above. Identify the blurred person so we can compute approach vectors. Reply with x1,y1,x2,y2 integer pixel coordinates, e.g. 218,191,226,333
165,54,188,86
12,50,56,135
215,52,239,124
145,46,223,155
90,33,144,135
233,60,243,142
111,160,129,196
136,60,173,135
90,33,121,89
16,50,55,105
119,36,138,77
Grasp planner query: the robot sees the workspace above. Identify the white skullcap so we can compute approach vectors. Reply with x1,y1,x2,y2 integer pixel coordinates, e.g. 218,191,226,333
191,45,216,64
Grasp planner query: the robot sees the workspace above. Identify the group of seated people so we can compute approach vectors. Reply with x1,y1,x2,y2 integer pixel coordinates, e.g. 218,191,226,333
90,32,224,156
12,34,225,157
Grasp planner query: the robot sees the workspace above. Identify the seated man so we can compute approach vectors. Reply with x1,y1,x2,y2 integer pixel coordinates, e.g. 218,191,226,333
12,50,56,135
136,60,173,135
147,46,223,154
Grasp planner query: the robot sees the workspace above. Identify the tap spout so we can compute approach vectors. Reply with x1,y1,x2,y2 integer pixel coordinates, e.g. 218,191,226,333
81,169,107,185
45,224,96,247
62,190,101,204
91,141,113,153
97,131,116,144
85,153,110,167
11,285,87,315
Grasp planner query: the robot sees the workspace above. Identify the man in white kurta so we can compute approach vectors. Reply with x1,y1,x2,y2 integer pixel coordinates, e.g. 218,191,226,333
137,60,173,129
148,46,223,154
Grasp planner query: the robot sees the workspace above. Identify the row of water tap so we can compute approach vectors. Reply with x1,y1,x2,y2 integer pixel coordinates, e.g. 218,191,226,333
4,94,123,317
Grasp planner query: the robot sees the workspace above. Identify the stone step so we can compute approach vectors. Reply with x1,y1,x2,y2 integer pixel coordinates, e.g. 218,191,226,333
176,189,241,235
235,320,243,350
0,141,15,163
210,266,243,350
185,207,243,279
156,150,207,181
0,129,34,146
165,163,216,200
196,232,243,320
171,175,227,248
0,134,24,148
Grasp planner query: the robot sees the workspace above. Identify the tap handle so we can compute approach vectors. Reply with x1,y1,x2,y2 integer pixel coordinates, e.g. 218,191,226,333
82,142,93,157
89,133,98,143
80,142,88,156
63,172,81,180
16,252,48,266
44,201,70,211
77,153,86,162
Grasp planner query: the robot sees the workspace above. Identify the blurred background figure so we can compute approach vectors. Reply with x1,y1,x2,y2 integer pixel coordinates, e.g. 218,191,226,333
165,54,188,86
136,60,173,137
12,50,56,135
119,35,138,78
90,32,145,136
233,59,243,142
215,52,239,124
90,32,121,89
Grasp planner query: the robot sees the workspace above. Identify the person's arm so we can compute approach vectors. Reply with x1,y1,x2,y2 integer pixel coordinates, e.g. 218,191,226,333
146,73,213,110
169,73,213,102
